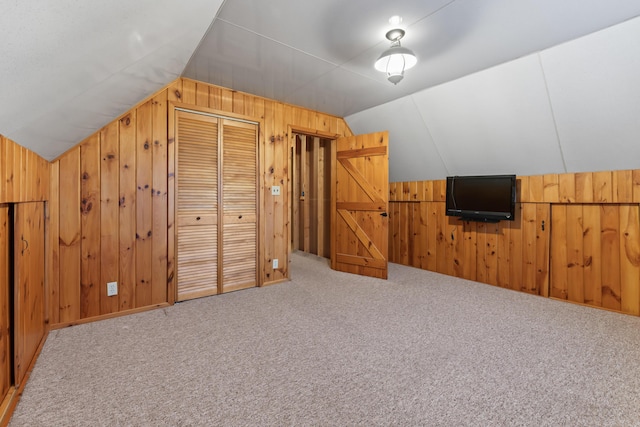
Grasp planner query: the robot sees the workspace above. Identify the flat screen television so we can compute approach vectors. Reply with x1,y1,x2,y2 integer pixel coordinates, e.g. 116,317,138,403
445,174,516,222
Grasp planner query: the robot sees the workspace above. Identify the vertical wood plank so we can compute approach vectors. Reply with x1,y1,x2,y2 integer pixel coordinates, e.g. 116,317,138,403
535,204,550,297
566,204,584,303
416,201,428,269
389,182,398,201
600,205,621,311
389,202,400,263
119,112,137,310
100,122,120,315
633,170,640,203
232,92,245,115
496,220,510,288
475,222,487,283
528,175,544,203
48,161,60,325
435,203,447,274
462,220,477,281
273,102,286,281
519,176,530,203
0,205,10,397
619,204,640,315
410,181,419,201
80,136,101,319
195,83,210,107
423,181,433,202
410,203,420,268
558,173,576,203
582,205,602,306
593,171,612,203
522,203,537,293
182,79,196,105
167,79,183,103
509,203,523,292
59,148,81,322
426,202,438,271
166,102,175,298
550,204,568,299
402,182,410,201
432,180,446,202
317,139,327,257
613,170,633,203
575,172,593,203
0,136,6,200
542,173,560,203
415,181,425,203
152,91,168,304
136,101,153,307
399,203,409,265
485,221,499,285
4,139,15,201
262,100,276,282
221,88,233,112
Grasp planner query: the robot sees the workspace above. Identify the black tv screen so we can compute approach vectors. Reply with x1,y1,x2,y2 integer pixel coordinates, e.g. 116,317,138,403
445,175,516,222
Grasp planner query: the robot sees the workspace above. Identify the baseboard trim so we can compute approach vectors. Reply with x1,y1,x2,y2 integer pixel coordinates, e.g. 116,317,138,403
0,329,48,427
50,303,171,330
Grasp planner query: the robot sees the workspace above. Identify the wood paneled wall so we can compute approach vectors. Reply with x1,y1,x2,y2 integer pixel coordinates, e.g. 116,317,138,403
0,135,49,203
50,94,169,326
49,78,352,326
389,200,550,296
0,137,50,424
389,170,640,316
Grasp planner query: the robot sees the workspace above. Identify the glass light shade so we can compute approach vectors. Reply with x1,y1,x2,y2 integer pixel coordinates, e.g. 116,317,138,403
374,46,417,74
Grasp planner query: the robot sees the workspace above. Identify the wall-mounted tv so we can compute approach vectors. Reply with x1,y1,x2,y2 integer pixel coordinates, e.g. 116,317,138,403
445,175,516,222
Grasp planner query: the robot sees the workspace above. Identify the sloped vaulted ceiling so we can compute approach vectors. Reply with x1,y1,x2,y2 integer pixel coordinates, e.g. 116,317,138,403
0,0,224,160
2,0,640,181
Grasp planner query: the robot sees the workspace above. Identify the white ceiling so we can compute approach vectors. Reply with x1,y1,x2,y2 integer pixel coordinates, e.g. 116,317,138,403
2,1,640,180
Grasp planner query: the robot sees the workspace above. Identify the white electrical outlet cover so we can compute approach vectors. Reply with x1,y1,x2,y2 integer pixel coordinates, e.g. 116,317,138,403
107,281,118,297
272,259,279,269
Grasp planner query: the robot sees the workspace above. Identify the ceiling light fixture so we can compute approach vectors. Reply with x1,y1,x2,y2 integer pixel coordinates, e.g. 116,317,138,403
374,28,417,85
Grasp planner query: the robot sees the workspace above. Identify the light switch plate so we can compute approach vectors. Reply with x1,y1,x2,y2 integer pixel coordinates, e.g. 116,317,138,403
272,259,279,269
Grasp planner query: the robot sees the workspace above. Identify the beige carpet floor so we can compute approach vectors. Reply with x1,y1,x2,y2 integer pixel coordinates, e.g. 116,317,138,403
10,252,640,426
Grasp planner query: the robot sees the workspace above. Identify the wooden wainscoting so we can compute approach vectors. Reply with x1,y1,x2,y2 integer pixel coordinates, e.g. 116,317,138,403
390,200,549,296
389,172,640,316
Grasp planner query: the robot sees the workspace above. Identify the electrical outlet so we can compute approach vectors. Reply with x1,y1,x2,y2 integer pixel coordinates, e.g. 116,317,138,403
107,281,118,297
272,186,280,196
272,259,279,269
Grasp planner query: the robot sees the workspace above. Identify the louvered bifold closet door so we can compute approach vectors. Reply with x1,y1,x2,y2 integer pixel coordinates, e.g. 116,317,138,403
221,119,258,293
176,111,219,301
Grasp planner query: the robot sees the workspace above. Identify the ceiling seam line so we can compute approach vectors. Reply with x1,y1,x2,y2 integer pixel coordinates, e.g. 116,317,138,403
216,18,344,67
409,94,449,177
536,52,568,173
215,17,412,80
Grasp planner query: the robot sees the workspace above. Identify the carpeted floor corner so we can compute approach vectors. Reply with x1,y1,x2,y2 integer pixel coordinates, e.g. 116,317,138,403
9,252,640,426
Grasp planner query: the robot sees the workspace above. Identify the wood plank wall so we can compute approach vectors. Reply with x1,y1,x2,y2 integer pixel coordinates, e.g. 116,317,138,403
0,136,50,424
48,78,352,326
389,171,640,316
0,135,50,203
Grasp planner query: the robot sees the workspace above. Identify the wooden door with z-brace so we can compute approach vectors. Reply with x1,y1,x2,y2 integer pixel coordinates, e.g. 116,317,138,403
331,131,389,279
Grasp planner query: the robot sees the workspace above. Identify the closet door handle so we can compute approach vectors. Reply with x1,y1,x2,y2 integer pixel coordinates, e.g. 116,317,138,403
380,212,388,217
21,235,29,255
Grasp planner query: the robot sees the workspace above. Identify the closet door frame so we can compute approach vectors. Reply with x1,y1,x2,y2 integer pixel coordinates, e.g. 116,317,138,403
169,103,263,302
